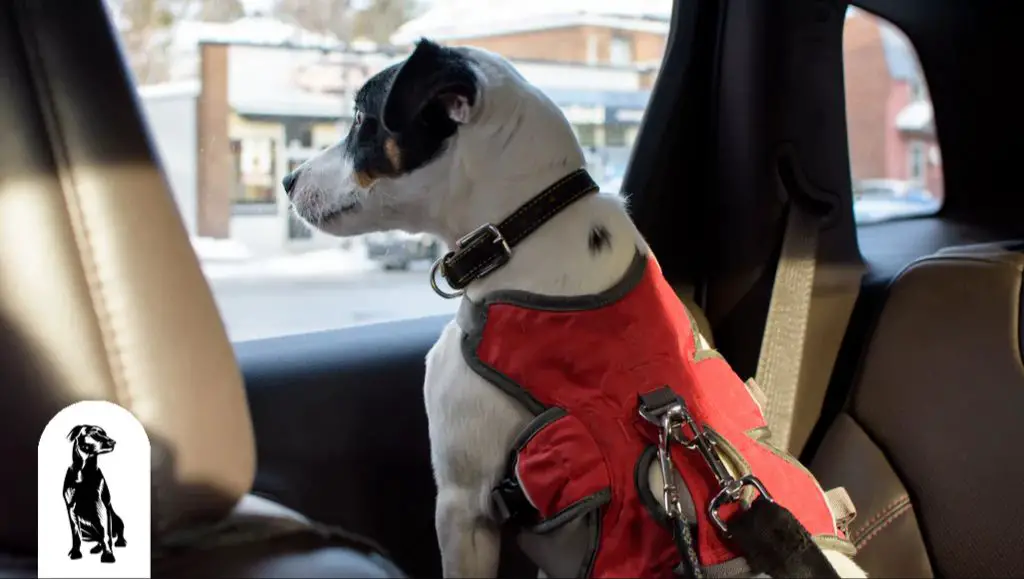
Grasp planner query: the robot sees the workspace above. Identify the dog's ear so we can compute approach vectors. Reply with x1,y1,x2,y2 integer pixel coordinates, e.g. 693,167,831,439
382,38,478,134
67,425,88,441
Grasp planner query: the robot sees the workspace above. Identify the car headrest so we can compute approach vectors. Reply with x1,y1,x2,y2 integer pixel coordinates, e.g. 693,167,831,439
0,0,254,553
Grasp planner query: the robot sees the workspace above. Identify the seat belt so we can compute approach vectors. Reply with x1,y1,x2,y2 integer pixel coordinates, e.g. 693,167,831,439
753,162,864,455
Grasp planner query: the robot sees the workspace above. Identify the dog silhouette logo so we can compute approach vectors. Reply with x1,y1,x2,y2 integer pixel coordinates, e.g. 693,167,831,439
38,401,151,579
64,424,127,562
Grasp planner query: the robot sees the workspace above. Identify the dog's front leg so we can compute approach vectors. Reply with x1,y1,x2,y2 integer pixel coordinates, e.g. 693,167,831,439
425,323,533,578
435,485,502,578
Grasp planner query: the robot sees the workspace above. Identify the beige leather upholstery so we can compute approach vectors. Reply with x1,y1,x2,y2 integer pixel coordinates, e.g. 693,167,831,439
0,2,402,576
811,242,1024,578
0,12,252,559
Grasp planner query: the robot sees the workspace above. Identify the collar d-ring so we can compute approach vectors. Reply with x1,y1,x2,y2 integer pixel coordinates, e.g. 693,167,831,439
429,255,464,299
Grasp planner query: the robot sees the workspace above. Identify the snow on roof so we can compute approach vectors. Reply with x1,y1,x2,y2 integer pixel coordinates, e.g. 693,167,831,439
895,100,934,135
232,94,346,119
137,80,201,100
173,16,340,50
392,0,670,44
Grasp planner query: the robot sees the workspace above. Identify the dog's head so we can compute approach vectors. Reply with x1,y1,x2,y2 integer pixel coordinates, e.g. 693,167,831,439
285,38,585,241
67,425,116,456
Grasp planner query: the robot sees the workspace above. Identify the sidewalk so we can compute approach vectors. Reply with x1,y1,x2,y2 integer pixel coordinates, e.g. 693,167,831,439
192,237,378,282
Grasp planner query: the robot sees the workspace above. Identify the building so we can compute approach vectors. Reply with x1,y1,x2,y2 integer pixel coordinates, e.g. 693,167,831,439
391,0,669,83
392,0,667,161
843,9,943,199
139,11,662,253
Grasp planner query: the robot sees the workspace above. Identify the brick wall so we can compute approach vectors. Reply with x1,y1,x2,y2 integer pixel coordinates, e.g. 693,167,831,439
842,13,890,182
461,26,666,66
196,42,232,238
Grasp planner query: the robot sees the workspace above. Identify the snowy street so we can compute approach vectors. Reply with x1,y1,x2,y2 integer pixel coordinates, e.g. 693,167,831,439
195,241,458,342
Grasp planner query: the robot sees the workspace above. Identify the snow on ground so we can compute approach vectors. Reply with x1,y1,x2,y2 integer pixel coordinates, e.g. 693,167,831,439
202,247,379,281
191,237,253,262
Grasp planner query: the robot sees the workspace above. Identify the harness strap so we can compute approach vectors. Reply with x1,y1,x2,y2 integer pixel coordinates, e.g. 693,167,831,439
435,168,599,292
491,473,538,527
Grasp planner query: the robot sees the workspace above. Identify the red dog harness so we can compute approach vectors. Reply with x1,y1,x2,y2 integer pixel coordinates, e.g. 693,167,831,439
456,251,855,578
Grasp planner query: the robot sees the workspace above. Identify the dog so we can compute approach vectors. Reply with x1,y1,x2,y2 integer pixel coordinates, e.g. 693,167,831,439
63,424,127,563
285,38,867,578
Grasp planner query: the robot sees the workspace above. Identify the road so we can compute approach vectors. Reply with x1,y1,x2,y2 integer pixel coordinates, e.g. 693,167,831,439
208,268,460,342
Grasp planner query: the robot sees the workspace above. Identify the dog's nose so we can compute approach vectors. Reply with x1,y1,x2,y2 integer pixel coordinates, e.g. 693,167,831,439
282,169,301,197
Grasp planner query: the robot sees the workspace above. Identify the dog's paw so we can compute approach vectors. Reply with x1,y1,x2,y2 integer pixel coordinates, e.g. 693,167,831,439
115,538,127,548
90,544,104,554
101,551,116,564
68,549,82,560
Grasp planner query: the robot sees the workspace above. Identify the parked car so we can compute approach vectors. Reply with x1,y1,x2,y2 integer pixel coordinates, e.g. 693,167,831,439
852,179,941,224
364,230,444,271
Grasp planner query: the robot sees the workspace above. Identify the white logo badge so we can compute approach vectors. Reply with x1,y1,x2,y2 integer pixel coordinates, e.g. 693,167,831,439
38,400,152,578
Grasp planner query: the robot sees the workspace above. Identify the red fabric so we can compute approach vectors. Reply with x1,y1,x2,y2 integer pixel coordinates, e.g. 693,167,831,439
475,254,840,578
514,414,610,517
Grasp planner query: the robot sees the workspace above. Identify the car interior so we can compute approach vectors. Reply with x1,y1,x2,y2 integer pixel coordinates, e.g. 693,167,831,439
1,0,1020,577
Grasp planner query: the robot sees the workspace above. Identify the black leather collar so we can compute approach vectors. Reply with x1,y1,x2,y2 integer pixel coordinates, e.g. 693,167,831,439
430,168,599,296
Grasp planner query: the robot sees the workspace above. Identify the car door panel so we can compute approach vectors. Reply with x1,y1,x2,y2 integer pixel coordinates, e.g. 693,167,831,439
238,314,447,577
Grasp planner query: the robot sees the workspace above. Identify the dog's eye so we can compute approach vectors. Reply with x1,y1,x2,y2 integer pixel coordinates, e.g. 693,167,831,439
353,111,364,126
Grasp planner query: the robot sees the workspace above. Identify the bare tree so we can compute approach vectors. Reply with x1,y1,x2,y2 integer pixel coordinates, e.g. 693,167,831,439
108,0,196,84
351,0,418,45
198,0,245,22
271,0,353,40
108,0,249,84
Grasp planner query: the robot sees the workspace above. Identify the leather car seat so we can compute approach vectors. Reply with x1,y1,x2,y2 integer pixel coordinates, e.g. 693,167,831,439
810,241,1024,578
0,1,403,576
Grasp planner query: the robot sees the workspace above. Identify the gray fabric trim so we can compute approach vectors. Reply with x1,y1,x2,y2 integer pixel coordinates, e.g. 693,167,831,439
511,407,569,450
702,556,754,578
457,250,648,414
581,509,602,578
526,488,612,535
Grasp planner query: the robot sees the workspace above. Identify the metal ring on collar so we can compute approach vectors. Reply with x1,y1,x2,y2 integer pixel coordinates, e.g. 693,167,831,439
429,255,464,299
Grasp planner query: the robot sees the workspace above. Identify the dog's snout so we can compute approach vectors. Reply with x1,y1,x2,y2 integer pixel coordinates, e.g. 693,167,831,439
282,169,301,197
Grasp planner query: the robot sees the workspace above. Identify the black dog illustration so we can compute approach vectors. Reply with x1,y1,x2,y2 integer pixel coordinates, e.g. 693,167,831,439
63,425,127,563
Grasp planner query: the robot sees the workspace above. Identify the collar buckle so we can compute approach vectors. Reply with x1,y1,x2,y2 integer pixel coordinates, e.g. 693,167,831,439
429,223,512,299
456,223,513,277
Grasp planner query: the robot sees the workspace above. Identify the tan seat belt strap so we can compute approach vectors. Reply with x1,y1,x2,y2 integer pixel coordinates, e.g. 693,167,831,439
753,156,864,455
754,202,819,453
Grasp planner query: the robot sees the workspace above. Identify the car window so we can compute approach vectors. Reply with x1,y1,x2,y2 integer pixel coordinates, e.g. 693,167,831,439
105,0,669,341
843,6,944,226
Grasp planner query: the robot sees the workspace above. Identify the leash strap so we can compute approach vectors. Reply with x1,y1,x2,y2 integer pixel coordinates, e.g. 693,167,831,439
727,496,840,579
438,168,599,290
638,386,840,579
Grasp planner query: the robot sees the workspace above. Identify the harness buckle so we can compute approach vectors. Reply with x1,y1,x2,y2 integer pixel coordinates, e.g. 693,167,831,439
490,474,537,527
639,387,775,538
638,389,688,520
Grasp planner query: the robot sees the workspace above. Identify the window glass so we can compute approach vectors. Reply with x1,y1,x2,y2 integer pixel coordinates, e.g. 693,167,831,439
844,6,944,225
109,0,671,341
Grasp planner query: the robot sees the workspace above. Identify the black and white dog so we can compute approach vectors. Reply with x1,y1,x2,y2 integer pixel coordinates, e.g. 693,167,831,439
63,424,127,563
284,39,866,578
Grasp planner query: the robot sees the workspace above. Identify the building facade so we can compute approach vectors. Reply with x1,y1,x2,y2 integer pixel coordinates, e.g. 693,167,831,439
843,9,943,199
